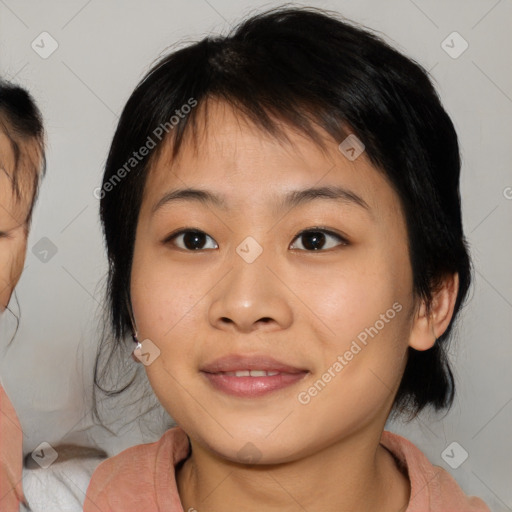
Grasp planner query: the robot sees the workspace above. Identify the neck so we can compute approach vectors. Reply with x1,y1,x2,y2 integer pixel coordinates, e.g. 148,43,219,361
176,426,410,512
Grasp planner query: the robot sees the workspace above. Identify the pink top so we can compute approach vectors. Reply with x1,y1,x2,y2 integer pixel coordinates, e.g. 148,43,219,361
84,426,490,512
0,383,25,511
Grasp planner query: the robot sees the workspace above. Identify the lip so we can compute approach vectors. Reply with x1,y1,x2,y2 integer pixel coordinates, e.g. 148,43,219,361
201,354,307,374
201,354,309,398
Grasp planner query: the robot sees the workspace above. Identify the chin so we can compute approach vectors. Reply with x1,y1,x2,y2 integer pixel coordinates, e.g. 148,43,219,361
185,421,308,466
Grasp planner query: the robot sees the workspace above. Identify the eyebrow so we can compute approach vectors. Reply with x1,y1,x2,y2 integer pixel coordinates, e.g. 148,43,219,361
152,185,370,215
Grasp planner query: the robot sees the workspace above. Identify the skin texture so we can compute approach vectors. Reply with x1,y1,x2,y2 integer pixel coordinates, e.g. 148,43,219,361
0,130,32,311
0,129,35,510
130,100,459,512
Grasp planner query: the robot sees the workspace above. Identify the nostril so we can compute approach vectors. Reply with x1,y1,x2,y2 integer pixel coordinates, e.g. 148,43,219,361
219,317,272,325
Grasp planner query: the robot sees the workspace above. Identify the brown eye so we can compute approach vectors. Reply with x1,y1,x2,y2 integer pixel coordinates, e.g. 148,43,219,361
166,230,218,251
290,229,348,251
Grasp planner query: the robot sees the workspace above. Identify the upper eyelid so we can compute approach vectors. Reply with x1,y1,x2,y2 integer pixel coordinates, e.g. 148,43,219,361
166,227,344,239
293,227,347,239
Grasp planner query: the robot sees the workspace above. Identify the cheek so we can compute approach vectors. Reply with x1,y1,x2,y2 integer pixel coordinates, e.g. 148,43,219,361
0,265,11,309
306,249,411,343
130,249,209,420
288,263,412,445
130,248,206,344
301,244,413,402
0,239,27,308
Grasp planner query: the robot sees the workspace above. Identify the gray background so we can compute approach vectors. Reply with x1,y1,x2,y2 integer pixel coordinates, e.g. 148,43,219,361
1,0,511,510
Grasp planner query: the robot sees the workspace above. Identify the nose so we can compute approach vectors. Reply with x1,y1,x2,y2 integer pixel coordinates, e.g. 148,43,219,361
207,245,293,334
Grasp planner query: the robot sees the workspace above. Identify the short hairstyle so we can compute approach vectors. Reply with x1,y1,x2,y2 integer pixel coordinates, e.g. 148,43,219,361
95,6,472,422
0,78,46,223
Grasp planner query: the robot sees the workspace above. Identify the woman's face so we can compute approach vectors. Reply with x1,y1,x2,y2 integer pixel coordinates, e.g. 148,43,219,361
131,100,418,463
0,131,32,311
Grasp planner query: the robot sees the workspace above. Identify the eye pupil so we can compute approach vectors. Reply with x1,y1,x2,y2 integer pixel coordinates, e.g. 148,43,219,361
302,231,326,250
183,231,206,250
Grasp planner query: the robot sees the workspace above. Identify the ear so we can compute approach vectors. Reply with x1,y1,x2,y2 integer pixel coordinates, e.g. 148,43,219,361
409,273,459,351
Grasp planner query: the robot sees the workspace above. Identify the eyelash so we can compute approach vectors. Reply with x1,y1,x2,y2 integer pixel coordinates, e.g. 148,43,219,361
162,227,349,252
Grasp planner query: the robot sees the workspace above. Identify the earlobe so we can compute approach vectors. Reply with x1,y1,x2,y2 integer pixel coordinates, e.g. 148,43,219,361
408,273,459,351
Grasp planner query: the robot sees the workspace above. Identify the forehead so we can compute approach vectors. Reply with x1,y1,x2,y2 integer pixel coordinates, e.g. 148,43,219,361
143,100,401,218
